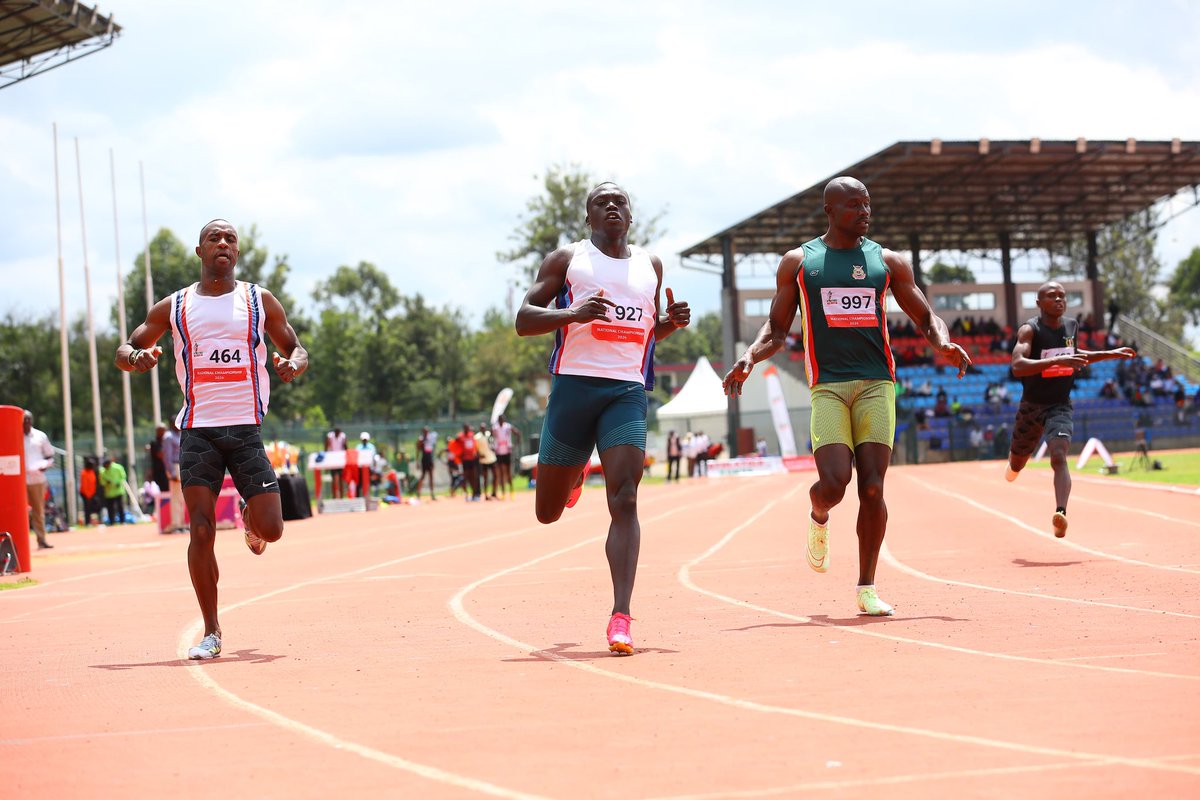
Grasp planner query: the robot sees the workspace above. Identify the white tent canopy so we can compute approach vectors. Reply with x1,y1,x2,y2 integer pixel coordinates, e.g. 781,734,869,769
656,355,727,420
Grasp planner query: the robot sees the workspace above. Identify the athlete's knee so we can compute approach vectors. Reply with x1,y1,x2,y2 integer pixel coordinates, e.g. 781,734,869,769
606,481,638,521
811,477,847,507
187,515,218,546
857,475,886,505
535,502,563,525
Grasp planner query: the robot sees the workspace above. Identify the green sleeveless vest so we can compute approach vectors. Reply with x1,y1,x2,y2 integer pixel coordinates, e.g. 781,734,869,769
796,237,895,385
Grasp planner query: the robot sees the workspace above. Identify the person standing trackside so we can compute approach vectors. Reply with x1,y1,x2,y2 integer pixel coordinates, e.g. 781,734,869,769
162,419,186,533
99,454,127,526
723,176,971,617
516,181,691,654
491,414,521,499
23,410,55,549
416,426,437,501
665,429,682,481
1004,281,1136,537
116,218,308,660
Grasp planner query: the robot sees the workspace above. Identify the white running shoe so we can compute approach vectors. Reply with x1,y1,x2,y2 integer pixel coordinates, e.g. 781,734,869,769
1052,511,1068,538
856,585,895,616
807,515,829,573
188,632,222,660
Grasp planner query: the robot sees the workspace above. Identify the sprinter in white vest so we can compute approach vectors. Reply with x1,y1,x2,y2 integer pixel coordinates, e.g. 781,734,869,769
116,219,308,660
516,182,690,654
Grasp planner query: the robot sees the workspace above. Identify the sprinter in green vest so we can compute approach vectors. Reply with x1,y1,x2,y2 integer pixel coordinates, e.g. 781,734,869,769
722,177,970,616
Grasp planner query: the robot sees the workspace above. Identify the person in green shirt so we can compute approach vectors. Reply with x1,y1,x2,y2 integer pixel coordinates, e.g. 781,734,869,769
723,176,970,616
99,455,128,525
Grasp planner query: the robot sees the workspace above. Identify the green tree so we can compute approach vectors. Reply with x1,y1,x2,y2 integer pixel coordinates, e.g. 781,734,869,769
653,311,722,365
460,307,548,413
498,163,666,284
925,262,976,284
1099,209,1185,342
1168,246,1200,329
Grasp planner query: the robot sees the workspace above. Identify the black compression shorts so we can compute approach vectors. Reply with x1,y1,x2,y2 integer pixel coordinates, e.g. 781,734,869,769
180,425,280,499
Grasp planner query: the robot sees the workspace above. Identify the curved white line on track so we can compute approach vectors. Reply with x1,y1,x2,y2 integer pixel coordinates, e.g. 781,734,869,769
899,472,1200,575
177,519,598,800
176,482,715,799
451,486,1200,778
880,543,1200,620
960,470,1200,528
677,490,1199,681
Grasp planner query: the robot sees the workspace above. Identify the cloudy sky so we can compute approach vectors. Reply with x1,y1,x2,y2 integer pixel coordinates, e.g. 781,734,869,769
3,0,1199,331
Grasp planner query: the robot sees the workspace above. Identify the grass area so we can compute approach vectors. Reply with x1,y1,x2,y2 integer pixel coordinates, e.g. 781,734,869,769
1021,448,1200,486
0,576,38,591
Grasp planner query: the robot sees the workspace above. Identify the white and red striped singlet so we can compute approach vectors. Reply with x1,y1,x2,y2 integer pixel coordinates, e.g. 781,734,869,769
547,240,658,389
170,281,271,428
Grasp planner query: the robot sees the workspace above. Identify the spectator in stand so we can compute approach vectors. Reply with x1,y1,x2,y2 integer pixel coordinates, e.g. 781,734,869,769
968,423,985,460
79,455,101,526
992,423,1010,459
1174,380,1188,423
756,436,769,457
933,393,951,418
915,379,933,397
1099,379,1119,399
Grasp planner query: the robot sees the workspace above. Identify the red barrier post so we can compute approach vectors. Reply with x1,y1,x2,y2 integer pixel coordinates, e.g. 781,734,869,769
0,405,32,573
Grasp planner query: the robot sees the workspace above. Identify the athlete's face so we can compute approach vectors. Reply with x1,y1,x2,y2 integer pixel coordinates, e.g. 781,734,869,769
586,185,632,234
825,184,871,237
196,222,239,271
1037,284,1067,317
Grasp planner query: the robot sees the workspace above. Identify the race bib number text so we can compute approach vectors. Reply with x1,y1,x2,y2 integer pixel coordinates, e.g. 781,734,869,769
822,288,877,328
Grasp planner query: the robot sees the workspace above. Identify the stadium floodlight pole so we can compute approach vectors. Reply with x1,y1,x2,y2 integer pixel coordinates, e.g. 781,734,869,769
74,137,105,459
53,123,77,526
139,161,161,424
111,149,137,486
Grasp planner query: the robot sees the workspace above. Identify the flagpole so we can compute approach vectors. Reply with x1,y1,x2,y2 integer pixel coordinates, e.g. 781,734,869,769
111,149,137,485
139,161,161,424
74,137,105,459
53,123,77,526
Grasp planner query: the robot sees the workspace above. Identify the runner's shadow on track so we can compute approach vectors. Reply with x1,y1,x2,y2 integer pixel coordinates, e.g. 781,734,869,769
90,649,286,670
503,642,680,663
729,613,967,631
1012,558,1084,568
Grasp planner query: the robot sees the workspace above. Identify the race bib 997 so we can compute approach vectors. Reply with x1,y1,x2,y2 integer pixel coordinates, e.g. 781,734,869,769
822,288,876,328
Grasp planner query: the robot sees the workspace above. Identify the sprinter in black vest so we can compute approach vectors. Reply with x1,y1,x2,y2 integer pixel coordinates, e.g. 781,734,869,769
1005,282,1135,537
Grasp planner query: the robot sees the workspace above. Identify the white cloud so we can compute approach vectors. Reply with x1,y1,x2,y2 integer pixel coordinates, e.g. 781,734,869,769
3,2,1199,339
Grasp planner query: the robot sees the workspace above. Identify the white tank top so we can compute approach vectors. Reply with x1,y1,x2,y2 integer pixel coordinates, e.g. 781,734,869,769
170,281,271,428
547,240,658,387
493,422,512,454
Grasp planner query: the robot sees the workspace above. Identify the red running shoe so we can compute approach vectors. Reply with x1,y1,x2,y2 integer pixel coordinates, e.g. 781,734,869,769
607,612,633,655
565,459,592,509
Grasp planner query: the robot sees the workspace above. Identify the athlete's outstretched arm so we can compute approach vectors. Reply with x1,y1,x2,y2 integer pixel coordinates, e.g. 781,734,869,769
115,297,172,373
515,246,615,337
1077,345,1137,364
722,249,802,395
260,289,307,382
885,249,971,378
651,255,690,341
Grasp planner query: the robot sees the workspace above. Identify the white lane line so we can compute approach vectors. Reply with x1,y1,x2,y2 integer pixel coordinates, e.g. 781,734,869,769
1058,652,1169,662
880,544,1200,620
451,486,1200,778
642,758,1110,799
898,472,1200,575
962,471,1200,528
0,560,178,598
1,722,270,745
176,481,715,799
679,509,1198,681
177,518,583,800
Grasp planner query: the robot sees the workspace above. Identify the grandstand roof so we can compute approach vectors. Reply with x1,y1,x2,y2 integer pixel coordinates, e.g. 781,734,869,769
0,0,121,90
681,139,1200,259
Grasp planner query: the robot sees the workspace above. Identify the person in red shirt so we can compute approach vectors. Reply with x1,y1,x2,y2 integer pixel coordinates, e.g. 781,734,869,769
458,424,480,502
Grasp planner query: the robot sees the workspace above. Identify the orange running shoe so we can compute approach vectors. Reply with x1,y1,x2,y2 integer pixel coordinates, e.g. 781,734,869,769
565,459,592,509
607,612,634,655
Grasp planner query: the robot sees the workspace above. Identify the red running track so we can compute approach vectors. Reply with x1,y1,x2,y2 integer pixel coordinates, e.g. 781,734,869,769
2,459,1198,798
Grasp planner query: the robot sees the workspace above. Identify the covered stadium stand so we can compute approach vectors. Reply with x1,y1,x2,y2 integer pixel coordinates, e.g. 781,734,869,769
681,138,1200,456
0,0,121,90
